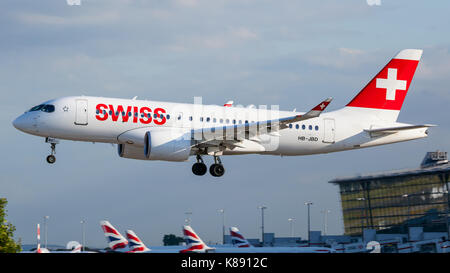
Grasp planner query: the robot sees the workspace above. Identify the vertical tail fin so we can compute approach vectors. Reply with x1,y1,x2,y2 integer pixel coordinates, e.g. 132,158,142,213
230,227,253,248
346,49,423,121
179,225,214,253
100,220,128,250
126,230,151,252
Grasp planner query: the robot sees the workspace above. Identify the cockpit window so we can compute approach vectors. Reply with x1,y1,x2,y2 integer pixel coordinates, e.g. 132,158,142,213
41,105,55,113
28,104,55,113
29,104,45,112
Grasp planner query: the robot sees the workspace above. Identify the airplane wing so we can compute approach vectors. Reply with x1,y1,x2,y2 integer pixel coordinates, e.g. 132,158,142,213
191,98,332,150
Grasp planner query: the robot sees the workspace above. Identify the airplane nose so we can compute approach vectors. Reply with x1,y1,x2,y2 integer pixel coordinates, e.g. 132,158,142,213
12,115,28,132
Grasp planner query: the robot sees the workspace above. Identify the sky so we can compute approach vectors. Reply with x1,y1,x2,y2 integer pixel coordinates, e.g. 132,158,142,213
1,0,450,248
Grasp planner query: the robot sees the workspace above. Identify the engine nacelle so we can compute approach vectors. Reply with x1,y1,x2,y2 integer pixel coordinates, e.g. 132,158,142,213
144,129,191,162
117,143,148,160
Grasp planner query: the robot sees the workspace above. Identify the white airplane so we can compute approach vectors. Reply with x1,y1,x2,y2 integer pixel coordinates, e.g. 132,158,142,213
180,225,335,253
12,49,433,177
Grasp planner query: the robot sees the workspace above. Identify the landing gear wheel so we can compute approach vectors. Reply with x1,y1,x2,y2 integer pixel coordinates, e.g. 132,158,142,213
192,162,207,176
209,163,225,177
46,155,56,164
192,155,207,176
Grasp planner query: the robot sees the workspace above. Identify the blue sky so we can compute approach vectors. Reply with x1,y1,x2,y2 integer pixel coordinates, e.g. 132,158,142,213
1,0,450,248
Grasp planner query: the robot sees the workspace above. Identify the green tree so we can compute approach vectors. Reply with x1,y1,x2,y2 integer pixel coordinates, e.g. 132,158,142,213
0,198,21,253
163,234,185,246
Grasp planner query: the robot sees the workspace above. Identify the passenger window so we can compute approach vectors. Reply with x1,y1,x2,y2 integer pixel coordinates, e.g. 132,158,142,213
289,124,292,129
232,119,236,124
226,119,230,124
309,125,312,130
302,125,306,130
206,117,210,122
167,114,170,120
315,125,319,131
213,118,217,123
220,119,223,123
295,124,299,129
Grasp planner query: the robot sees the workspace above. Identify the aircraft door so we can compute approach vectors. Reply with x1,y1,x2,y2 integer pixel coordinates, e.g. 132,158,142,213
323,118,335,143
75,99,88,125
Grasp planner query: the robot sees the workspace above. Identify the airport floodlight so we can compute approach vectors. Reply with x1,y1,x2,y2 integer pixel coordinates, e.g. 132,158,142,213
217,209,225,244
304,202,313,246
258,206,267,246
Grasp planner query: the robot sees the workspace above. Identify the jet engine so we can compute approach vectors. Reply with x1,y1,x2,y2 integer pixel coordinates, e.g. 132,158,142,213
144,129,191,161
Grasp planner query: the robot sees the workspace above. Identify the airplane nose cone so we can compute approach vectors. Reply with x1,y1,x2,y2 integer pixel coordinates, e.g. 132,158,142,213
12,115,28,132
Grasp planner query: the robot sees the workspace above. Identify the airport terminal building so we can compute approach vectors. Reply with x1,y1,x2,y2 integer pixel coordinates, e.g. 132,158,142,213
330,151,450,236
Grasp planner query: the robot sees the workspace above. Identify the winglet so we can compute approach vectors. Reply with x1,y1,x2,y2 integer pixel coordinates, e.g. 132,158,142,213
306,97,332,115
224,100,234,107
295,97,332,121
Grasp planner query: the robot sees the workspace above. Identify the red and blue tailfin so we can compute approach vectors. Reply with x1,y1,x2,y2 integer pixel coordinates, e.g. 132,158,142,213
180,225,214,253
126,230,150,253
100,220,128,251
230,227,253,248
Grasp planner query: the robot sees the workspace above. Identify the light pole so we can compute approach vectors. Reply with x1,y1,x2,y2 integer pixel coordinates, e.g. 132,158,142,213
357,197,366,237
185,211,192,226
304,202,313,246
80,220,86,252
43,216,49,249
321,209,331,236
258,206,267,246
402,194,410,241
218,209,225,244
288,218,295,237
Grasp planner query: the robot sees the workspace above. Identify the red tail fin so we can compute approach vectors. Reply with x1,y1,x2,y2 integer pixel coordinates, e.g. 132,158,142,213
346,49,422,111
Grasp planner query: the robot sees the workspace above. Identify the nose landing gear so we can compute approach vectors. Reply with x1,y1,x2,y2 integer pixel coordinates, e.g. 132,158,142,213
45,137,59,164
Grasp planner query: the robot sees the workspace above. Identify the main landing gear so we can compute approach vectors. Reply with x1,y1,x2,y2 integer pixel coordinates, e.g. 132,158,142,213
192,155,225,177
45,137,59,164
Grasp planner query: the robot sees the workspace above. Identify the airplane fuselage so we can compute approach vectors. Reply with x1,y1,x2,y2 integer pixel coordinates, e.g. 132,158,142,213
13,95,428,157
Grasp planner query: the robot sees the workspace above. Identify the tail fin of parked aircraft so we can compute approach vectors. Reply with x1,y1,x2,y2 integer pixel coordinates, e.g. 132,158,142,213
346,49,422,122
126,230,150,252
230,227,253,248
180,225,215,253
100,220,128,250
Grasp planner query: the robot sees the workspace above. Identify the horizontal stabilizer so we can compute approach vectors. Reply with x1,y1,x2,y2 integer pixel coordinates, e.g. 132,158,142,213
364,124,436,135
